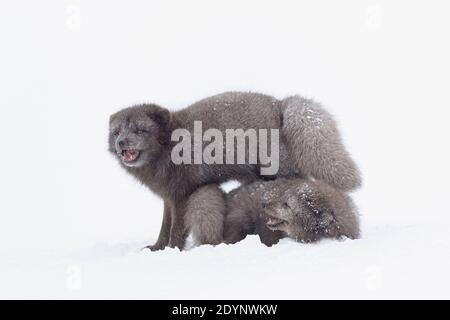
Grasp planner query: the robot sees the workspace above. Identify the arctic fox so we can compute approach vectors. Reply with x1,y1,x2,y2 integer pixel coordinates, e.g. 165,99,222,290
185,178,360,247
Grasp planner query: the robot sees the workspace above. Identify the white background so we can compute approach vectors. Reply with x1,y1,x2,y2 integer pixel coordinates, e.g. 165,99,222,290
1,0,450,299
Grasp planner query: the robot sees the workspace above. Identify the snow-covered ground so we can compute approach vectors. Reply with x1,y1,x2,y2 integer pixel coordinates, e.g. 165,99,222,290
2,220,450,299
1,0,450,299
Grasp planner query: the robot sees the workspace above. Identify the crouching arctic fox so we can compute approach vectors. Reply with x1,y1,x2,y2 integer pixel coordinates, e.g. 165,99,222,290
184,178,360,247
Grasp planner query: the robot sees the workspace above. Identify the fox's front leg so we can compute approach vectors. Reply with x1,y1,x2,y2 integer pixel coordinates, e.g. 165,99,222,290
168,199,188,250
145,200,172,251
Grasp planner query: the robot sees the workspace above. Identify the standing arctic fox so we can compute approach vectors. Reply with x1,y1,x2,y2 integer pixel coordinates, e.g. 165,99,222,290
185,178,360,247
109,92,361,250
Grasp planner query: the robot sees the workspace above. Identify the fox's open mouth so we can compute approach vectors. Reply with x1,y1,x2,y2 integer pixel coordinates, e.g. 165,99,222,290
121,149,140,163
266,216,287,229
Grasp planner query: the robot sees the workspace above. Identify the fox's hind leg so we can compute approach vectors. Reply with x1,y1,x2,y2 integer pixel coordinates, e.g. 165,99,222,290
281,96,361,191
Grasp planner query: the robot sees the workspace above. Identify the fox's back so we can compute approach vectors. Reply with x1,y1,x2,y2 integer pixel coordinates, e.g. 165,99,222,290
175,92,282,131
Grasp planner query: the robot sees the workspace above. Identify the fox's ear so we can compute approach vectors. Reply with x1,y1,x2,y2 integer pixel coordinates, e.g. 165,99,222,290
143,104,171,128
109,112,117,124
151,107,171,129
301,192,329,218
143,104,172,145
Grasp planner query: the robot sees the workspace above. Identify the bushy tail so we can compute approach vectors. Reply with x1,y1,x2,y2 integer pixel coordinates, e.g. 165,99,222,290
281,95,362,191
184,184,226,246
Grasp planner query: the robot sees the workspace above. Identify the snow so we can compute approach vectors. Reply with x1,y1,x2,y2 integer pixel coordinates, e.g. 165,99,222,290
2,221,450,299
1,0,450,299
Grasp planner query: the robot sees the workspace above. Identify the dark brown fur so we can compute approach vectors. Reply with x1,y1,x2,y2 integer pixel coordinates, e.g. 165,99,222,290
109,92,361,250
186,179,360,247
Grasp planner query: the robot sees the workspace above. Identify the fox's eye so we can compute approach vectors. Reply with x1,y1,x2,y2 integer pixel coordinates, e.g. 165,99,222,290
113,130,120,136
136,129,148,134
